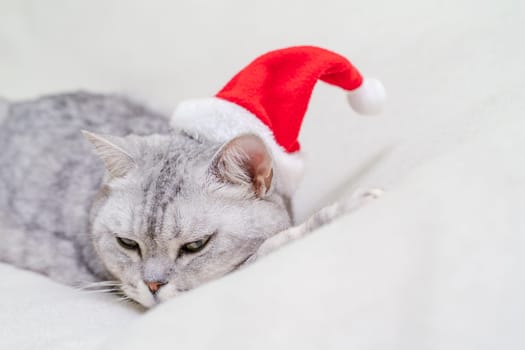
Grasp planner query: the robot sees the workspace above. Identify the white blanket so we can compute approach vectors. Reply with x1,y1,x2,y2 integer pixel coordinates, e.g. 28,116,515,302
1,117,522,349
0,0,524,348
99,118,525,349
0,264,139,349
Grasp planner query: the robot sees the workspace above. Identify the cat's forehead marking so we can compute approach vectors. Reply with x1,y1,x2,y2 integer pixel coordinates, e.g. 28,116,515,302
144,153,185,238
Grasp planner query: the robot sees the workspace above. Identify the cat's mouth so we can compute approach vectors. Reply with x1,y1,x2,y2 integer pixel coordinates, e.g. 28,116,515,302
119,282,185,308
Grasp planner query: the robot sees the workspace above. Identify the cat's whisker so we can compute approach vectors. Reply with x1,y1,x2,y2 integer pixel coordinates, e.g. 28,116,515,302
116,295,136,305
78,287,122,295
82,280,121,286
76,281,124,296
77,280,122,291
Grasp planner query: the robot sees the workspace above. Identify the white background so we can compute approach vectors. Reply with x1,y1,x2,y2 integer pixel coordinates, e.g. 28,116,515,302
1,1,524,349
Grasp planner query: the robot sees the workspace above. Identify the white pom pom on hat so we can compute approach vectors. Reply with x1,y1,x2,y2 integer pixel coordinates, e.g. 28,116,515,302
347,78,386,115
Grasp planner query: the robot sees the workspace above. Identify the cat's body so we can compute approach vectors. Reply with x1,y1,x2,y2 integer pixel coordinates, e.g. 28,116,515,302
0,92,294,306
0,91,378,308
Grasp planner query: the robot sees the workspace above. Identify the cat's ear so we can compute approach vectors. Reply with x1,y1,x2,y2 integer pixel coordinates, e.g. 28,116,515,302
211,134,273,198
81,130,136,178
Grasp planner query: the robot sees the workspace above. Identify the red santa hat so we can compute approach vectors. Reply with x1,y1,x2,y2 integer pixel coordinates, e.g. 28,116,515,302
171,46,386,196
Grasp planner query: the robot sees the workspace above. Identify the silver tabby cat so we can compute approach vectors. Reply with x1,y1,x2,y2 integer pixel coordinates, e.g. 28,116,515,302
0,92,377,308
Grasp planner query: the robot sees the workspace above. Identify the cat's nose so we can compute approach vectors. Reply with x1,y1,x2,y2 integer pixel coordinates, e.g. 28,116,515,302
145,280,167,294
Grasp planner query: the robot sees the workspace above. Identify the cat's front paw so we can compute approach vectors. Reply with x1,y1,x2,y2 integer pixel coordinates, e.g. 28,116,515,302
360,188,385,200
342,187,385,212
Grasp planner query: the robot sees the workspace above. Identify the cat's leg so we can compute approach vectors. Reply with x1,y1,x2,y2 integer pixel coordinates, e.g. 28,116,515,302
247,188,383,263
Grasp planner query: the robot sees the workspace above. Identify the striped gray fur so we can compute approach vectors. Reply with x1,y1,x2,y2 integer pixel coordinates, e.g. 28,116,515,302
0,92,294,307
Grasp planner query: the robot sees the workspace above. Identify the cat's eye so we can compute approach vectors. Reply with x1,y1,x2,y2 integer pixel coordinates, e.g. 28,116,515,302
181,236,212,254
116,237,140,251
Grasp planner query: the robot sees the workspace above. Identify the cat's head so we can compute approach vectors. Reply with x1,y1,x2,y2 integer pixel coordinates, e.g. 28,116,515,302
83,130,292,308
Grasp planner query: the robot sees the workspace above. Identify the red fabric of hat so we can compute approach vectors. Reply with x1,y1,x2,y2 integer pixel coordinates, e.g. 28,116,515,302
216,46,382,153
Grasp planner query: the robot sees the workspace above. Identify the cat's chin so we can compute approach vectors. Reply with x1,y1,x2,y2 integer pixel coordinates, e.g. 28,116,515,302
121,284,179,309
124,294,159,309
135,294,177,309
135,297,159,309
